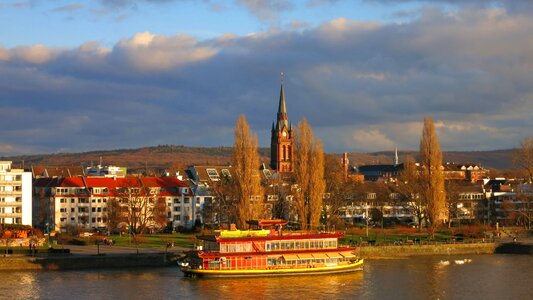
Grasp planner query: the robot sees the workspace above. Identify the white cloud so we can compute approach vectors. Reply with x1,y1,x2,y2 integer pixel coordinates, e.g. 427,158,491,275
350,128,396,151
112,32,217,71
11,44,58,64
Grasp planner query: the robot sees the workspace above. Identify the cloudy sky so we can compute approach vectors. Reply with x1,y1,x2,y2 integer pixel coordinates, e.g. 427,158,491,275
1,0,532,156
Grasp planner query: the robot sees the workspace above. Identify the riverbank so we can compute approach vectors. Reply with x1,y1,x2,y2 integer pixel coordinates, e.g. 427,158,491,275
0,252,183,271
3,241,532,271
358,242,497,259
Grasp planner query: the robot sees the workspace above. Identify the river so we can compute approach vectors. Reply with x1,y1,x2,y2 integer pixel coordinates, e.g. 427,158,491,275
1,254,531,300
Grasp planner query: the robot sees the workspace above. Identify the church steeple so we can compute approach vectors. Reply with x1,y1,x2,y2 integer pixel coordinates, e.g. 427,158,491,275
270,73,293,173
276,75,289,131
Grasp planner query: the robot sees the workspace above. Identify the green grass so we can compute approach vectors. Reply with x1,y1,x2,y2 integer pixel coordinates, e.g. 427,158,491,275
108,233,196,248
339,227,468,245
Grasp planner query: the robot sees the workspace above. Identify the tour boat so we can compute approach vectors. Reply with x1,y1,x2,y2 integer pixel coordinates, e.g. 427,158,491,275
178,219,363,277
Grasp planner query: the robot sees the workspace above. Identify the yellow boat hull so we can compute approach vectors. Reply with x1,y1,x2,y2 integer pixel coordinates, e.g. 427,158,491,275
180,259,363,278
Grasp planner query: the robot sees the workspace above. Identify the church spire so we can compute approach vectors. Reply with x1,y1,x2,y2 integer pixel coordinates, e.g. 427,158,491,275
276,72,289,130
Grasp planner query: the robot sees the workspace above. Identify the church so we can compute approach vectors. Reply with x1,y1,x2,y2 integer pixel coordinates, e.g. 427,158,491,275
270,80,294,173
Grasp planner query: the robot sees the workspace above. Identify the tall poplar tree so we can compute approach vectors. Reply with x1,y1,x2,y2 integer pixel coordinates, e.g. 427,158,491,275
294,118,325,230
234,115,263,229
419,117,447,235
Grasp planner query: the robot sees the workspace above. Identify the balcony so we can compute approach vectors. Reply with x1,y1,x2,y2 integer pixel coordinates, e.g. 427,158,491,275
0,179,22,184
0,213,22,218
0,190,23,196
0,202,22,207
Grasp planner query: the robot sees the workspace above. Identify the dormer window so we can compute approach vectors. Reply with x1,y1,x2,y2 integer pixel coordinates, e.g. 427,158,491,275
221,169,231,178
206,169,220,181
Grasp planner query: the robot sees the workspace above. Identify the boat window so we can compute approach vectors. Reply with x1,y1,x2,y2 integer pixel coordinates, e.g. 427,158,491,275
265,242,271,251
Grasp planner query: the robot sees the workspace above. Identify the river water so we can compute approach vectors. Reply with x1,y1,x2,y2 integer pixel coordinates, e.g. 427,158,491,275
2,254,532,300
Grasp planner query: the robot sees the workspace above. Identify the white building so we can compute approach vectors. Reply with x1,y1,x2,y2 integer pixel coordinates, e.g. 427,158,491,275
0,161,32,225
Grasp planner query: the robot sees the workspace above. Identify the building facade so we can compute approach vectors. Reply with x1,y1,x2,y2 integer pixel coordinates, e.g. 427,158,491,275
33,175,202,232
0,161,32,225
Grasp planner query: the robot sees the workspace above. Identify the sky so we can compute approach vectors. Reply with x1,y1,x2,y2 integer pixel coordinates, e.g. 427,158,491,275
0,0,532,156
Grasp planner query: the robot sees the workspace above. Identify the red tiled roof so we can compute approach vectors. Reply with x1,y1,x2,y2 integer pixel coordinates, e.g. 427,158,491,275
44,176,188,197
59,177,85,187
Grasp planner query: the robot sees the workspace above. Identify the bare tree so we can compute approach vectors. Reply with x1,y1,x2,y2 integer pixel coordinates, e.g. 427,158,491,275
515,184,533,229
234,115,263,229
105,198,123,234
323,154,353,227
209,174,238,228
514,137,533,183
396,155,425,230
294,118,326,230
445,180,461,227
419,117,447,237
115,177,164,235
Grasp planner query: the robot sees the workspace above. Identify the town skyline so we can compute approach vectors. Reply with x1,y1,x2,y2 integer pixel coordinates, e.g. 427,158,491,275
1,0,532,156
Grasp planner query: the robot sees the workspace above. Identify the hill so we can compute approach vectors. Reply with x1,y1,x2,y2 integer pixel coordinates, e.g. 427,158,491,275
346,149,516,170
1,145,517,170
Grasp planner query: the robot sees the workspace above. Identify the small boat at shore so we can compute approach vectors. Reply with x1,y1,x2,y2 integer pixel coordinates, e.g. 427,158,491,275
178,219,363,277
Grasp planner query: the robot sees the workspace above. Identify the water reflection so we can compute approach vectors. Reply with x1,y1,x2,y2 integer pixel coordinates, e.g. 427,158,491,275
1,255,533,300
189,272,364,299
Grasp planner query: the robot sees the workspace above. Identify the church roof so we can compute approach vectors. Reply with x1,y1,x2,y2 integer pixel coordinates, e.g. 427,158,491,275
276,83,289,131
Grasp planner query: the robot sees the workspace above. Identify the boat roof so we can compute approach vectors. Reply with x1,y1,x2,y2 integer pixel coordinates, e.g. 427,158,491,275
197,231,344,242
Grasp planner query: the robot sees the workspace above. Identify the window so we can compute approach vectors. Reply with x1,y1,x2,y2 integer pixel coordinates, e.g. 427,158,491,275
92,207,96,212
206,169,220,180
71,199,75,203
196,197,200,204
173,198,180,204
221,169,231,178
60,208,67,213
174,207,181,212
184,198,190,204
92,218,96,223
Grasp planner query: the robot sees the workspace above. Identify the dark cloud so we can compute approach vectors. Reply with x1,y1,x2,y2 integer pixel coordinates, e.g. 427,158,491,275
52,3,84,13
236,0,293,21
1,7,532,155
365,0,533,13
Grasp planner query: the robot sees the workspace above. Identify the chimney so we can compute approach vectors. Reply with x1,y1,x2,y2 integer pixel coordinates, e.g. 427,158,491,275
342,152,349,181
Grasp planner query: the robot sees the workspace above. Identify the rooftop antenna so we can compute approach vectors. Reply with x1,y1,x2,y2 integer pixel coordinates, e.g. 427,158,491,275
281,71,284,84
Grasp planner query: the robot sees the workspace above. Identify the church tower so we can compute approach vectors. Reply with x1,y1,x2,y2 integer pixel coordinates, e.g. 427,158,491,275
270,76,293,173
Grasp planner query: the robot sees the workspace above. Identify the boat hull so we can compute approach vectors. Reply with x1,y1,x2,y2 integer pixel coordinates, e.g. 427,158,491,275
180,259,363,278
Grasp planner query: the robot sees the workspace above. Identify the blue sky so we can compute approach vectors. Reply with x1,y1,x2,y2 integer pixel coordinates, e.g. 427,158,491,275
1,0,532,156
1,0,418,47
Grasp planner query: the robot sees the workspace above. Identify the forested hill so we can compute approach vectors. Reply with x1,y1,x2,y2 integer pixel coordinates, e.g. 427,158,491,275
1,145,517,170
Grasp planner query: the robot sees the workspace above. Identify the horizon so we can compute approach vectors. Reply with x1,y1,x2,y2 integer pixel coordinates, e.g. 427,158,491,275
1,0,532,156
0,144,518,159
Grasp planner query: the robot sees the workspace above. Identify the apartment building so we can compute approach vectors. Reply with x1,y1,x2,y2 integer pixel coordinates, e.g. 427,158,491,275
0,161,32,225
33,175,202,232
